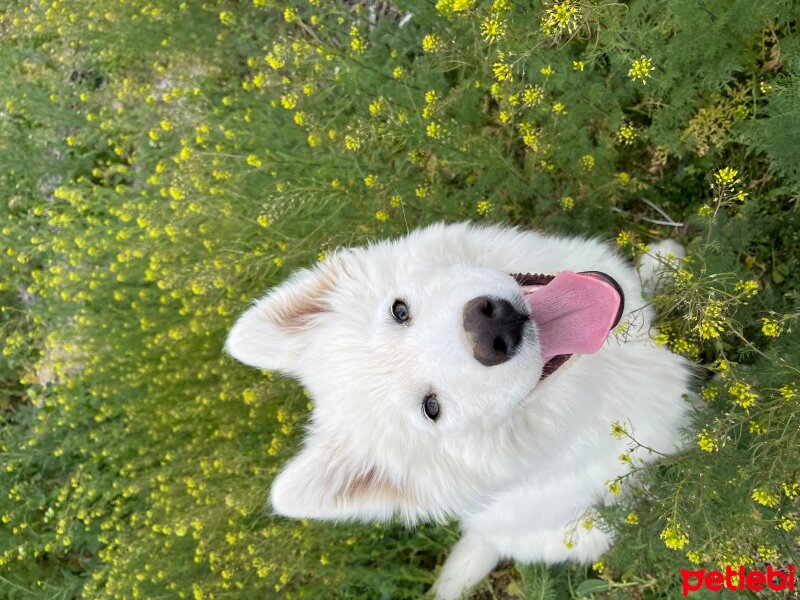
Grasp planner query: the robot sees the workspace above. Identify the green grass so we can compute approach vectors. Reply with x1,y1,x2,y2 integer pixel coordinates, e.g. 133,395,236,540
1,1,798,598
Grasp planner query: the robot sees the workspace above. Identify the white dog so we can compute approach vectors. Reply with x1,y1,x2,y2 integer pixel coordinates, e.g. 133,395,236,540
226,223,693,599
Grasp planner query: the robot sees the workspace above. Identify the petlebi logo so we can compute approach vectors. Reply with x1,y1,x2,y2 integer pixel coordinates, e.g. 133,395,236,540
681,564,796,596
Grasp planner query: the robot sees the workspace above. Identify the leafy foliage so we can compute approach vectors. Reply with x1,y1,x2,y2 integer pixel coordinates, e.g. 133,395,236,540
0,0,797,598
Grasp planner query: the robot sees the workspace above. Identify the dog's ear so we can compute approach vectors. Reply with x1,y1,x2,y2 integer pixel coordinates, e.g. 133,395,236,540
225,259,341,373
269,436,415,522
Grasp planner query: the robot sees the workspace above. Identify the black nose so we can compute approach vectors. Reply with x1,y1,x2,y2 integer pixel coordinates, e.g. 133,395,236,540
463,296,527,366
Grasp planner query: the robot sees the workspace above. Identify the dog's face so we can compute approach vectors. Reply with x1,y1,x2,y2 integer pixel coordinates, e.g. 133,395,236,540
226,224,623,522
227,227,544,428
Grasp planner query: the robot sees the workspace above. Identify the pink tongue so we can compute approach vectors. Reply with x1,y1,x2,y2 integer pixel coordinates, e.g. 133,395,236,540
523,271,622,362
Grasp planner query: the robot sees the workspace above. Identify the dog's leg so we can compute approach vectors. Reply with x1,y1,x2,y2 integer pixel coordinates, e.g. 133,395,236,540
432,532,500,600
638,239,685,295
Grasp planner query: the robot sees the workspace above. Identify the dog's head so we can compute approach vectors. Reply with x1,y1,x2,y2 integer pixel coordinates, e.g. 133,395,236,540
226,223,623,522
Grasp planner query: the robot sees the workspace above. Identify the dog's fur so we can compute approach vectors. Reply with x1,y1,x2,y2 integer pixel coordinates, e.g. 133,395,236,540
226,223,693,599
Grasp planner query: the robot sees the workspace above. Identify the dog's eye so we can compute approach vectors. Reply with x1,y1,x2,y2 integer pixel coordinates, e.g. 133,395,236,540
423,393,440,421
391,299,410,323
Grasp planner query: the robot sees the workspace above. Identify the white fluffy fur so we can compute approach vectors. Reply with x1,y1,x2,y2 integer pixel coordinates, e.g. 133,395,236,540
226,223,693,599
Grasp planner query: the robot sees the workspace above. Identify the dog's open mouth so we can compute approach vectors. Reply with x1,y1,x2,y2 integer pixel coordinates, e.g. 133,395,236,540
513,271,625,379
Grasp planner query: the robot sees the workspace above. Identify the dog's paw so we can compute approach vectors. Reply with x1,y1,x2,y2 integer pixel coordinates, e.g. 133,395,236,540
432,533,499,600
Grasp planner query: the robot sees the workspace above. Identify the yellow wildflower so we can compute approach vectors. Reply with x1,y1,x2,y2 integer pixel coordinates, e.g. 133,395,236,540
493,62,512,82
761,318,782,337
779,384,797,402
481,14,506,43
733,280,759,300
697,319,724,340
660,521,689,550
519,122,540,151
783,482,798,499
422,34,441,53
280,94,297,110
699,386,716,401
628,56,654,84
344,135,361,151
714,167,739,186
728,382,757,409
351,37,366,52
618,123,637,144
522,85,543,106
757,546,778,562
540,1,579,36
697,429,718,452
780,517,796,532
698,204,713,218
426,122,443,138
